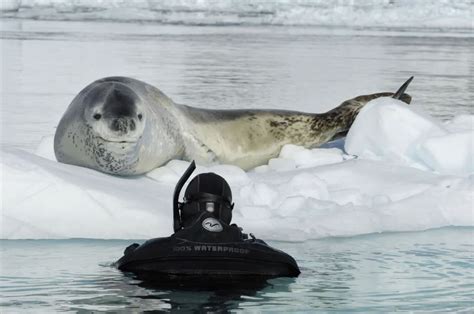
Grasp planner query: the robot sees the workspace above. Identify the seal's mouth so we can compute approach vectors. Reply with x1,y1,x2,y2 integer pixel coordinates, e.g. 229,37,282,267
106,139,136,144
97,135,140,144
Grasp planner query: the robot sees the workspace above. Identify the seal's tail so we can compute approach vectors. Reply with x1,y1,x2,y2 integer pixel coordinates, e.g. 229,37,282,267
392,76,414,100
326,77,414,141
352,76,413,106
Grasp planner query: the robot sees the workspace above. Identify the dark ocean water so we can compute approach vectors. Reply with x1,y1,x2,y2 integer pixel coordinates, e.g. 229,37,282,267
1,228,473,312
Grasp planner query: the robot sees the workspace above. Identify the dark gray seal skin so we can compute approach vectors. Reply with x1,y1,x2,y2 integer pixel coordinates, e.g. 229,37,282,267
54,76,412,175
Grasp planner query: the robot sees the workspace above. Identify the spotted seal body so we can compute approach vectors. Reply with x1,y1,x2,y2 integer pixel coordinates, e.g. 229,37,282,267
54,76,412,175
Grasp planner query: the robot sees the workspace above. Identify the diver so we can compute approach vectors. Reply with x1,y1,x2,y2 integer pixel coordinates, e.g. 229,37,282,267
117,161,300,278
173,162,254,243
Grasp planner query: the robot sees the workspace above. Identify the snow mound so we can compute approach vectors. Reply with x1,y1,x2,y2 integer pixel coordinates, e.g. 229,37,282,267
1,99,473,240
1,149,173,239
345,97,473,176
34,135,56,161
253,145,347,173
147,160,250,187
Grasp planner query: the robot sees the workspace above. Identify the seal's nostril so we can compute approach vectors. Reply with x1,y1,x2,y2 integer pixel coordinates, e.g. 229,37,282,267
111,119,119,131
111,118,135,133
112,119,125,132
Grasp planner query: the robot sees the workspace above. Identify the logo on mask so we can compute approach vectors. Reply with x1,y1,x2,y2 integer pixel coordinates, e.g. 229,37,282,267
202,218,223,232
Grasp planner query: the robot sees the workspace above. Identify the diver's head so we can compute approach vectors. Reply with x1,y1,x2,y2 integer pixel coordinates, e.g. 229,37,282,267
181,172,234,227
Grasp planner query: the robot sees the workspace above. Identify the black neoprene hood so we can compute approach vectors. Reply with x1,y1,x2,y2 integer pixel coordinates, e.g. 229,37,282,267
182,172,234,225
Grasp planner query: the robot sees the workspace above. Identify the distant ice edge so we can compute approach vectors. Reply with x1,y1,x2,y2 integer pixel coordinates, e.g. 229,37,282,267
1,0,472,30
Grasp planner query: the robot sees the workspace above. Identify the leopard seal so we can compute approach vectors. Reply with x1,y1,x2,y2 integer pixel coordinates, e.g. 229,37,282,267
54,76,413,175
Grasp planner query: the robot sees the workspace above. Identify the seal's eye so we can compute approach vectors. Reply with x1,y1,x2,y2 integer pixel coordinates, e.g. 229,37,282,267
138,113,143,121
93,113,102,120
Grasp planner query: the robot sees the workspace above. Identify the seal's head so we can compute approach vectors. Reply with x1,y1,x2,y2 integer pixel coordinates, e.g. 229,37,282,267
78,82,148,174
84,82,145,144
55,77,184,176
55,80,150,175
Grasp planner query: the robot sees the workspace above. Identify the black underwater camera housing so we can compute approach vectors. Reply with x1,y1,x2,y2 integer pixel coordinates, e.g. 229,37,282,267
116,161,300,279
